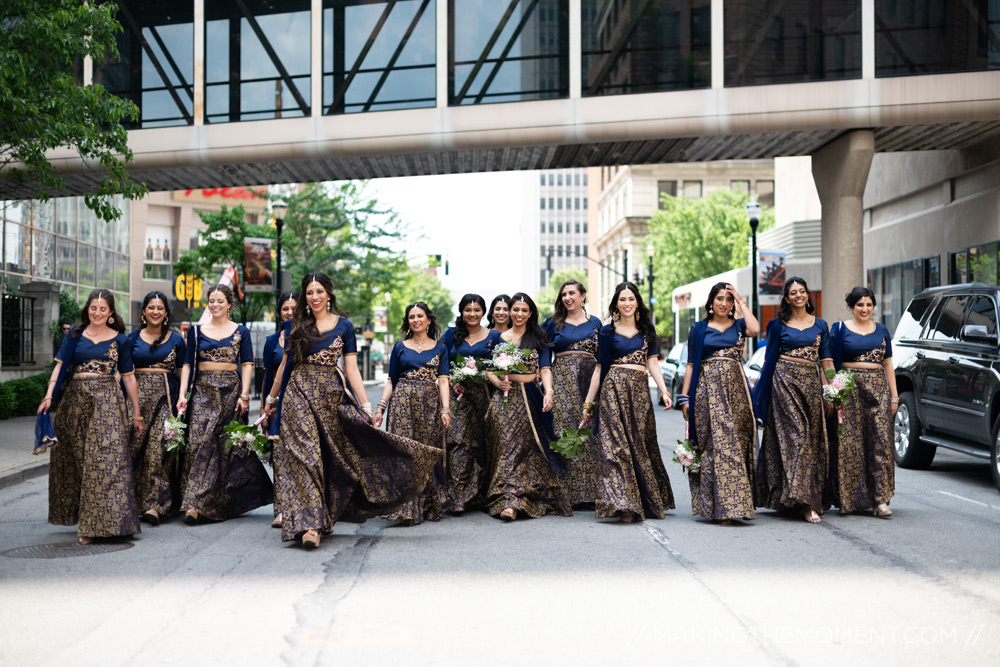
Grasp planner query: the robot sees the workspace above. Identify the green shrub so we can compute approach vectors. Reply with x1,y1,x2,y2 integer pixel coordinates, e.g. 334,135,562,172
0,373,50,419
0,383,16,420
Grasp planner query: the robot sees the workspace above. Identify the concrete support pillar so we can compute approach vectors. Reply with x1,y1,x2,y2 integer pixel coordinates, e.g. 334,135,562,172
812,130,874,318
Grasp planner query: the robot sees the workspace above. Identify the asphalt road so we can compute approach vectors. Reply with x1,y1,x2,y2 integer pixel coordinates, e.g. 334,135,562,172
1,390,998,666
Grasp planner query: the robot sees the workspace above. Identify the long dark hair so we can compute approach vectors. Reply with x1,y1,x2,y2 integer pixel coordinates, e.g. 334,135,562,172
551,280,587,332
509,292,549,352
488,294,512,330
778,276,815,322
703,282,735,321
140,290,174,350
608,282,656,344
73,289,125,336
276,290,299,323
453,293,486,345
401,302,441,340
289,273,347,365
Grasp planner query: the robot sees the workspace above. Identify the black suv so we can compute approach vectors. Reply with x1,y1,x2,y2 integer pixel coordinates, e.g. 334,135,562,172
892,284,1000,491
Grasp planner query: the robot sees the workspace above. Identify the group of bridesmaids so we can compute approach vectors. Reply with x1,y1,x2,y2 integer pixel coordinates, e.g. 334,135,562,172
679,277,896,525
36,272,895,547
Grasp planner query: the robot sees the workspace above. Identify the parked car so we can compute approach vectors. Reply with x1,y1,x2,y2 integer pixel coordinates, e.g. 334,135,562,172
660,343,688,407
744,345,767,389
892,283,1000,492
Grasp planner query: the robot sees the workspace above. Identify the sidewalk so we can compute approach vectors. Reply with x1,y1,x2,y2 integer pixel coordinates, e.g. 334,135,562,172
0,415,48,490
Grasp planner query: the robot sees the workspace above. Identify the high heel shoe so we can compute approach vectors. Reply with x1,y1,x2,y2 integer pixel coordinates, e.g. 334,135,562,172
500,508,516,522
184,510,199,525
272,513,283,529
874,503,893,518
141,510,160,526
301,530,320,549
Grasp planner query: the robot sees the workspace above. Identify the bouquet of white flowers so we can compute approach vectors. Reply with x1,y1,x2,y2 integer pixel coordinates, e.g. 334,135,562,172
223,415,271,459
487,340,530,411
163,392,190,457
671,413,701,474
449,354,486,406
823,369,858,435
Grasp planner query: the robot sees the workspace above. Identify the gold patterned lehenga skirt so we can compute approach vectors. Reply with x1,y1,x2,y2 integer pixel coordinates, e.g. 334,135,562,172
133,371,182,515
274,364,441,542
594,367,674,520
756,359,829,513
383,377,447,524
552,354,601,506
830,367,895,512
49,375,140,537
180,370,273,521
445,382,490,509
484,382,572,518
689,358,756,520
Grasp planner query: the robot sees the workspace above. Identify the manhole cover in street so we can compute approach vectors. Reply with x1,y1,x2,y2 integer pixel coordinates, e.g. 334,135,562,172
1,542,134,559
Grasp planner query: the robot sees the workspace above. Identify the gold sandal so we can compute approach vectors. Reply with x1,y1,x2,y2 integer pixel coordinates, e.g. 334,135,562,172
873,503,893,518
301,530,320,549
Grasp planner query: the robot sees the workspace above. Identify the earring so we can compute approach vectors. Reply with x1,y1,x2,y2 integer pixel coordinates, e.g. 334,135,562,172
612,311,620,322
327,300,332,312
709,308,714,315
108,316,114,324
141,315,147,326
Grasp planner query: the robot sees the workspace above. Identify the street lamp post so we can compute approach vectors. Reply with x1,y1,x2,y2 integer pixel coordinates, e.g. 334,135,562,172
746,197,761,352
622,244,629,284
271,200,288,305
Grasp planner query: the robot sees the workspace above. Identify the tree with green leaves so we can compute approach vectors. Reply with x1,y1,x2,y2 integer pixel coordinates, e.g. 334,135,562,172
0,1,146,221
535,268,589,321
647,189,774,335
170,204,274,324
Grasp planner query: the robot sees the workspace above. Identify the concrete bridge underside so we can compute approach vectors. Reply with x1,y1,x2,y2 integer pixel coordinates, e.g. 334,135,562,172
19,70,1000,196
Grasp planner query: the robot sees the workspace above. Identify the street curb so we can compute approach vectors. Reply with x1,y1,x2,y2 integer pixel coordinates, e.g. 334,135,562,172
0,462,48,490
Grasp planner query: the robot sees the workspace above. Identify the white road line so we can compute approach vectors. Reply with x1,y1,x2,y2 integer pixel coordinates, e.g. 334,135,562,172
936,490,999,510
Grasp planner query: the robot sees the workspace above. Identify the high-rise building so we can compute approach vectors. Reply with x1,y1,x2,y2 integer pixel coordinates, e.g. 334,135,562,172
521,168,591,297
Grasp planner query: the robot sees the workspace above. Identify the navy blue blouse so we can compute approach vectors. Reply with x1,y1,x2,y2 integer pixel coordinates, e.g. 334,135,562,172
543,315,602,355
596,324,658,383
184,324,253,366
261,330,286,398
441,326,502,363
830,321,893,368
698,319,748,360
388,341,449,384
56,332,134,376
775,318,832,362
129,331,186,371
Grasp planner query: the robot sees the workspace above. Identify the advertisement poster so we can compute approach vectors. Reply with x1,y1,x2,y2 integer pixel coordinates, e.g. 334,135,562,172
373,306,387,334
243,237,273,292
758,249,786,305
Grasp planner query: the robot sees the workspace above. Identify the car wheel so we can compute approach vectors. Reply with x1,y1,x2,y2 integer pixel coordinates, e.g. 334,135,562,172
991,417,1000,494
893,391,936,469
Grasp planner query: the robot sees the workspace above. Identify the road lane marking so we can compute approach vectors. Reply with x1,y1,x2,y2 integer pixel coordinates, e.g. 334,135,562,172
936,490,1000,510
643,522,683,558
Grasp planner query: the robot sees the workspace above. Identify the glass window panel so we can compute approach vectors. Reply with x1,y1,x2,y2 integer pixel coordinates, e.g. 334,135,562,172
56,237,77,283
5,201,28,224
884,263,902,334
55,198,77,238
582,0,710,96
32,231,55,279
143,263,171,280
951,250,969,283
725,1,861,86
450,0,568,105
207,0,312,123
4,222,30,274
116,253,132,291
96,216,114,249
971,242,998,285
964,296,998,337
93,0,194,128
930,295,969,340
756,180,775,207
116,202,131,254
32,201,55,232
876,0,1000,77
78,205,96,244
97,249,115,289
78,245,96,286
927,256,941,287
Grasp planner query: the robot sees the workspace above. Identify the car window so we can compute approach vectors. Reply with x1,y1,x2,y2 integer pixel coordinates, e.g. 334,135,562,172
895,295,934,340
926,295,968,341
961,296,998,341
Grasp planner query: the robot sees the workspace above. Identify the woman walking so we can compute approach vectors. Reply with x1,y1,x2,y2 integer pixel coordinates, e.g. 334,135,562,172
129,291,187,526
375,302,451,525
441,294,502,512
39,289,144,544
829,286,897,517
176,284,273,524
543,280,602,507
264,273,440,548
752,277,833,524
582,282,674,523
678,283,759,524
484,293,570,521
261,290,298,529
